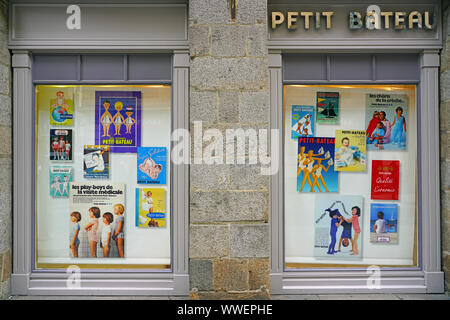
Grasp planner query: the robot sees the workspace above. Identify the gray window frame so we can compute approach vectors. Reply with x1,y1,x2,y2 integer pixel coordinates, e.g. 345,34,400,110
269,50,444,294
11,51,190,295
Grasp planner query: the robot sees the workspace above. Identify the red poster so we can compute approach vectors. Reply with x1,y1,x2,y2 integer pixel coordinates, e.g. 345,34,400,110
371,160,400,200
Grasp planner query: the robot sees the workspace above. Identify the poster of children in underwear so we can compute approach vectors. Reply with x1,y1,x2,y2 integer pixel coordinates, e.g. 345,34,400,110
135,188,166,228
334,130,367,172
291,105,314,139
50,129,72,161
50,91,73,126
94,91,141,153
137,147,167,185
365,93,407,151
314,195,363,259
83,145,110,179
297,137,338,193
69,182,125,259
370,203,398,244
49,166,73,198
316,92,339,124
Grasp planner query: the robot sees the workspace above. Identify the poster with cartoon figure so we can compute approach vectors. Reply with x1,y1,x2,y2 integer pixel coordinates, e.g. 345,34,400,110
50,91,73,126
95,91,141,153
314,195,363,259
292,105,315,139
137,147,167,185
83,145,110,179
135,188,166,228
297,137,338,193
49,166,73,198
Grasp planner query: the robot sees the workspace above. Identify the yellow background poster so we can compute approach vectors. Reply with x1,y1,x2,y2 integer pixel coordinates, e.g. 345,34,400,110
135,188,166,228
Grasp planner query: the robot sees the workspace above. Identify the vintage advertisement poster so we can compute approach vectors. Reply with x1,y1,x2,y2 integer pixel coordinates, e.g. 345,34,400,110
135,188,166,228
291,105,314,139
334,130,367,172
365,93,407,151
69,182,126,258
314,195,363,259
371,160,400,200
370,203,398,244
316,92,339,124
137,147,167,185
297,137,338,193
83,145,110,179
50,129,72,161
49,166,73,198
94,91,141,153
50,91,73,126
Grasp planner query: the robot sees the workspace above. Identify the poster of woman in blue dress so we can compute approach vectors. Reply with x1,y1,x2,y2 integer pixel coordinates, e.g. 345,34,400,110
95,91,141,153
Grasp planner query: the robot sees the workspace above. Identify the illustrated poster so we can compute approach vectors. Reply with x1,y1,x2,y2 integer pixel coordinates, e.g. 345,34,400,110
49,166,73,198
365,93,407,151
135,188,166,228
50,91,73,126
69,182,126,258
316,92,339,124
297,137,338,193
370,203,398,244
83,145,110,179
291,105,314,139
314,195,364,259
95,91,141,153
371,160,400,200
137,147,167,185
334,130,367,172
50,129,72,161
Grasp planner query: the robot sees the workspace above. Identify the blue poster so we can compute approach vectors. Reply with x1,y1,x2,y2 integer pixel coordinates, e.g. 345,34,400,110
297,137,338,193
137,147,167,185
291,105,314,139
49,166,73,198
370,203,398,244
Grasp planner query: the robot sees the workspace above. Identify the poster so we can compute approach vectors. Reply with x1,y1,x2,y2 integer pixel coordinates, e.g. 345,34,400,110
370,203,398,244
334,130,367,172
49,166,73,198
365,93,407,151
135,188,166,228
297,137,338,193
371,160,400,200
50,91,73,126
50,129,72,161
316,92,339,124
137,147,167,185
83,145,110,179
291,105,314,139
314,195,363,258
94,91,141,153
69,182,126,258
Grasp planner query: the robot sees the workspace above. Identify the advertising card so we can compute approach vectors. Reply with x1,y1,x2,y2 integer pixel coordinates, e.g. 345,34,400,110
291,105,314,139
83,145,110,179
135,188,166,228
50,129,72,161
49,166,73,198
370,203,399,244
371,160,400,200
50,90,73,126
334,130,367,172
137,147,167,185
316,92,339,124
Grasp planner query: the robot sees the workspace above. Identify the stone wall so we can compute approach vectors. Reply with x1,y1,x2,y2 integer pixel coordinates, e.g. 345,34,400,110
441,0,450,293
188,0,271,299
0,0,11,300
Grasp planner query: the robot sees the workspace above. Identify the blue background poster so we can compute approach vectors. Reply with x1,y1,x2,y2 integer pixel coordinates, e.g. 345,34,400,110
137,147,167,185
291,105,315,139
370,203,399,244
297,137,338,193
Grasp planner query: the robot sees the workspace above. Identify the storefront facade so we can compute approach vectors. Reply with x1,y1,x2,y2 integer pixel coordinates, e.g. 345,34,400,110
0,0,448,298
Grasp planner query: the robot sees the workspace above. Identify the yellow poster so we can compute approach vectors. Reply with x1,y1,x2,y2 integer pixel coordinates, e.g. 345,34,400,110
135,188,166,228
334,130,367,172
50,91,74,126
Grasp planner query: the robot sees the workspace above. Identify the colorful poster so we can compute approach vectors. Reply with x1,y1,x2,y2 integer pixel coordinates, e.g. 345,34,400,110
291,105,314,139
370,203,398,244
137,147,167,185
94,91,141,153
50,129,72,161
297,137,338,193
49,166,73,198
69,182,126,258
316,92,339,124
334,130,367,172
365,93,407,151
371,160,400,200
314,195,363,258
50,91,73,126
83,145,110,179
135,188,166,228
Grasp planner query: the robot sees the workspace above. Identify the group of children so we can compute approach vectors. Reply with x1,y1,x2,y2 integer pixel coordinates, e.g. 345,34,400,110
327,206,361,256
366,107,406,150
70,203,125,258
51,136,71,160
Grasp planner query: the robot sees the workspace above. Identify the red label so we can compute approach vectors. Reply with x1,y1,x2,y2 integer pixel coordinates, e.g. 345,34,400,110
371,160,400,200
